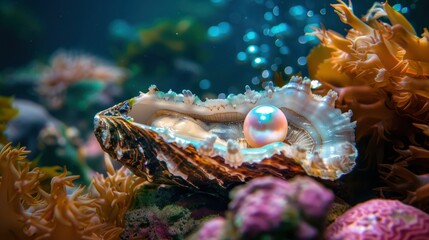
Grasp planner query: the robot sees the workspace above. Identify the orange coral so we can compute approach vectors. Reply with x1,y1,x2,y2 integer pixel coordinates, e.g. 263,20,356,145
308,0,429,211
23,171,104,239
0,143,145,239
0,143,43,239
38,51,127,109
309,0,429,122
91,155,146,230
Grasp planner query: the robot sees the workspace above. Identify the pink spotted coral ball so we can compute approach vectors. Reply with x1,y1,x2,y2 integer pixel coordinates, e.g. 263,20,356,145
326,199,429,240
194,217,225,240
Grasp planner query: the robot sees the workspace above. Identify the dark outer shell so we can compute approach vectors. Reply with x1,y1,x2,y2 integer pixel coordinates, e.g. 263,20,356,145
94,100,306,195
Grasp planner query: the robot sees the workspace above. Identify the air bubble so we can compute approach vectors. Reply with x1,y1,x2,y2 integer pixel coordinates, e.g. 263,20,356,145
237,52,248,62
199,79,211,90
243,31,259,43
284,66,293,74
279,46,289,55
247,45,259,54
264,12,274,21
262,70,270,78
270,64,278,71
273,6,280,16
252,57,267,68
251,77,260,85
275,39,283,47
289,5,306,20
297,56,307,66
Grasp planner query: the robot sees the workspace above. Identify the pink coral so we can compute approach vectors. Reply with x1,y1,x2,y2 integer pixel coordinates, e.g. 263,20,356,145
194,217,225,240
326,199,429,240
192,176,334,239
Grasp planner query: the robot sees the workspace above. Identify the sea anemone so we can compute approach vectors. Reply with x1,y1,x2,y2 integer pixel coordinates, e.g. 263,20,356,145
38,51,127,109
0,143,42,239
309,0,429,130
307,0,429,211
0,143,145,239
91,155,146,230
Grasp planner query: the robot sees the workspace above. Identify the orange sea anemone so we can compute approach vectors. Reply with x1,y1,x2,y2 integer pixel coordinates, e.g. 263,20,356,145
309,0,429,123
307,0,429,211
91,155,146,229
0,143,145,239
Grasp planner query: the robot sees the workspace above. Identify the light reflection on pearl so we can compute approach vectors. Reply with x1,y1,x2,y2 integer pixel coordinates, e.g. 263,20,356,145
243,104,288,148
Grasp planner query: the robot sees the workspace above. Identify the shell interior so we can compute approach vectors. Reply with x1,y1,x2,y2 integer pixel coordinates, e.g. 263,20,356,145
123,76,357,180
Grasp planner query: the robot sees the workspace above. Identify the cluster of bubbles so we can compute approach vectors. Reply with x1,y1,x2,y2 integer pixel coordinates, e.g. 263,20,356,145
203,0,330,93
235,1,325,87
203,0,414,94
392,3,411,14
207,22,232,42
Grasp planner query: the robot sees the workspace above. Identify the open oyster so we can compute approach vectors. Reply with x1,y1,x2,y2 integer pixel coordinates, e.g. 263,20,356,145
94,76,357,191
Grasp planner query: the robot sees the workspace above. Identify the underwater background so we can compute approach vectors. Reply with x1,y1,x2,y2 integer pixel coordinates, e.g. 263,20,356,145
1,0,429,239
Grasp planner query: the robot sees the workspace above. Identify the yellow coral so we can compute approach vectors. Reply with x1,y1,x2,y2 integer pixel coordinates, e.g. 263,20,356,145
0,96,18,146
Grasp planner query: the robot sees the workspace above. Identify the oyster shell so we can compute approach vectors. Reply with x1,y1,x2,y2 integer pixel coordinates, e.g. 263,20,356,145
94,76,357,191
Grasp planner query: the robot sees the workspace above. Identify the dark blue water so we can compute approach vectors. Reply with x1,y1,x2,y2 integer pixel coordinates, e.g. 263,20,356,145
2,0,423,95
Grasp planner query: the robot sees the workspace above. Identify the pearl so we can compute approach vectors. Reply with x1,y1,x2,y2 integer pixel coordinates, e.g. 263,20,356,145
243,104,288,148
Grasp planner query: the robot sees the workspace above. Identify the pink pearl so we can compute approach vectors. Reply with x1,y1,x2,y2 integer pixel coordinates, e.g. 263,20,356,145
243,104,288,148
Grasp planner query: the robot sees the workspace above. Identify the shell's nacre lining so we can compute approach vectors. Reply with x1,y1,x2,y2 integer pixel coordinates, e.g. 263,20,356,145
94,76,358,191
243,104,288,148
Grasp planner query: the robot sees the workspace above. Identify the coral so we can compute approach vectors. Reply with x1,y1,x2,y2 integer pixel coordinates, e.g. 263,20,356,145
380,146,429,210
121,184,227,239
326,199,429,240
192,217,225,240
0,96,18,147
0,143,144,239
23,171,104,239
308,0,429,139
38,51,127,109
307,0,429,211
0,143,42,239
7,99,93,184
191,176,334,240
122,205,201,240
91,156,146,229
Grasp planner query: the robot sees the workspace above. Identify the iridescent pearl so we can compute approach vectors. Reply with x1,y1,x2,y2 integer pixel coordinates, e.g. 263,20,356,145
243,104,288,148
